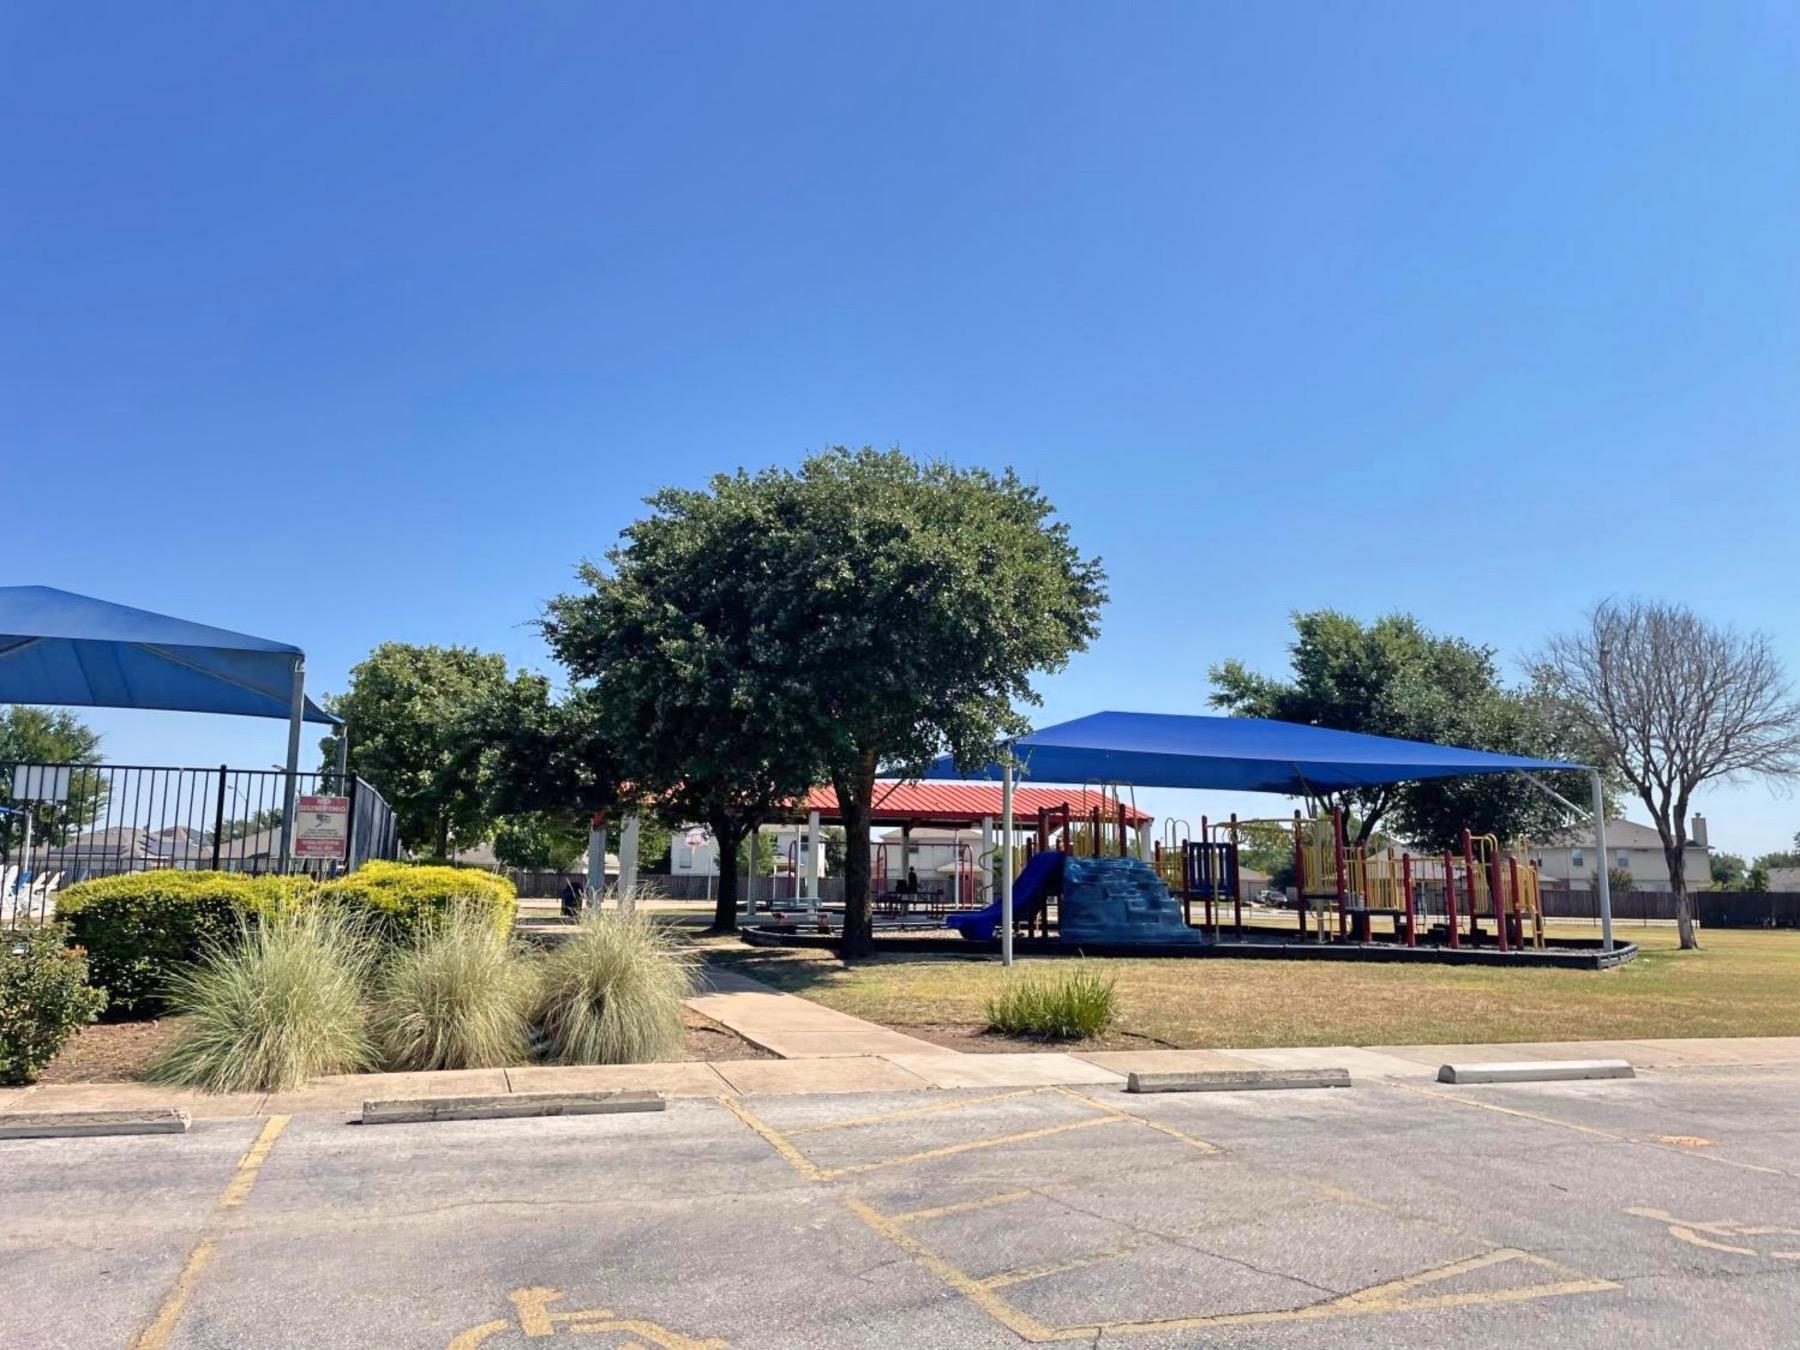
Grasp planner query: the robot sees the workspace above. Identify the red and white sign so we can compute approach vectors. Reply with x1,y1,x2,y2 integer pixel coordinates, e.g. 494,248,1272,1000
294,795,350,860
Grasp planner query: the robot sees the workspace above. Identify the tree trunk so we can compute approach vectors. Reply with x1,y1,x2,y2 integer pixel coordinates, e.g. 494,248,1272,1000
834,751,880,959
707,814,745,934
1666,840,1699,950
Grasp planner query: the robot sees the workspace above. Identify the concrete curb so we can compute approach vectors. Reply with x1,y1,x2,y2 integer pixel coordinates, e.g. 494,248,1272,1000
361,1089,665,1124
1127,1068,1352,1093
0,1108,191,1139
1437,1060,1635,1085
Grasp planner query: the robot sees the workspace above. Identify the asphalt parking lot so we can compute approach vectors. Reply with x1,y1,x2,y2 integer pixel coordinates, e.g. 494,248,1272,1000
8,1064,1800,1348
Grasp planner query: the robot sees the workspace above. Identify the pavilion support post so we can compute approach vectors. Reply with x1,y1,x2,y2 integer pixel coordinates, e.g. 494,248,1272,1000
587,814,608,910
804,808,821,917
1000,755,1014,968
745,828,759,917
1591,770,1614,953
278,657,304,873
618,814,641,910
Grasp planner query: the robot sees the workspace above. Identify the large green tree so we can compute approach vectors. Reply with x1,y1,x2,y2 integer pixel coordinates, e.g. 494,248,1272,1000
545,447,1106,951
0,706,106,848
319,643,531,856
1211,611,1592,852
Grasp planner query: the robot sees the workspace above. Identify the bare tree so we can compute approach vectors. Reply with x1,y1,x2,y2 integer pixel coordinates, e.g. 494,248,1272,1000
1535,600,1800,949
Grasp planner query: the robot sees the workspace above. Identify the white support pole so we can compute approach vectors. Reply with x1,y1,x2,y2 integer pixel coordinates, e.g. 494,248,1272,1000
1000,755,1015,968
980,815,994,903
279,657,305,872
586,814,609,911
619,814,641,909
1591,770,1614,953
745,827,759,916
333,722,349,783
804,808,821,915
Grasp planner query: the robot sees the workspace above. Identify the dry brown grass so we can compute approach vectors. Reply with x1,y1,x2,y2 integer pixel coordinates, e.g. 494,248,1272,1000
714,926,1800,1048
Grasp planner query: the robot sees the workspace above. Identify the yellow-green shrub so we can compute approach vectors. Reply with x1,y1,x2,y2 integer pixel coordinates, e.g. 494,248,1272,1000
55,872,316,1018
316,861,516,943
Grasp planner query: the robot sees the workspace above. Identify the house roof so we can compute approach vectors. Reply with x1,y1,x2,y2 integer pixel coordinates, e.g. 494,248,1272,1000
1537,819,1700,850
796,782,1151,829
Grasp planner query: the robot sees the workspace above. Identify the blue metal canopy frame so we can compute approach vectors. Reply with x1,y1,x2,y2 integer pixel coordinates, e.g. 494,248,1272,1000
0,586,343,868
922,710,1613,961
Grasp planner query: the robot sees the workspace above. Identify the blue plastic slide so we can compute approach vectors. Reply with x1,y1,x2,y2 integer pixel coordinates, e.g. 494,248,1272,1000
945,850,1064,941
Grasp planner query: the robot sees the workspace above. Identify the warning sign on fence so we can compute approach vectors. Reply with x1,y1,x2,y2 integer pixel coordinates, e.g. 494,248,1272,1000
294,795,350,860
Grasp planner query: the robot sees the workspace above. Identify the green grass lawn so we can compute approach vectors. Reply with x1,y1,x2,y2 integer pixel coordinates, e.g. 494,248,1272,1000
714,926,1800,1048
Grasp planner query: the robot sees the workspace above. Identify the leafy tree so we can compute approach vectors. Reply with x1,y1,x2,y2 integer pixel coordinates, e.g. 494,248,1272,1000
491,813,590,870
1592,865,1635,894
821,826,847,875
1711,851,1748,890
317,643,529,856
0,706,106,849
1211,611,1593,851
1537,600,1800,949
545,447,1106,952
736,832,777,879
1747,835,1800,893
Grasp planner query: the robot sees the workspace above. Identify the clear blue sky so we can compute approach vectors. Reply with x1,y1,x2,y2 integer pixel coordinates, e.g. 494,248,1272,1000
5,3,1798,859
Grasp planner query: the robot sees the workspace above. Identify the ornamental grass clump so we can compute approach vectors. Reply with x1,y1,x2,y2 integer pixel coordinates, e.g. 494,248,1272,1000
150,906,376,1093
370,904,539,1071
984,964,1117,1040
535,908,695,1065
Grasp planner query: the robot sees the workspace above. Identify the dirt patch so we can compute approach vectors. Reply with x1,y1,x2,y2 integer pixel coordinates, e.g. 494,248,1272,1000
681,1008,775,1061
36,1019,180,1084
883,1022,1174,1055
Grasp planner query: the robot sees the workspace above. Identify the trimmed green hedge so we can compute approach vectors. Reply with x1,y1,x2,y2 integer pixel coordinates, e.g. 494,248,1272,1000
316,862,516,943
55,872,315,1017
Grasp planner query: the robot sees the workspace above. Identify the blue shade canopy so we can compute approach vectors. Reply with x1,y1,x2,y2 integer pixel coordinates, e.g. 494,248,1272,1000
0,586,339,725
924,711,1584,794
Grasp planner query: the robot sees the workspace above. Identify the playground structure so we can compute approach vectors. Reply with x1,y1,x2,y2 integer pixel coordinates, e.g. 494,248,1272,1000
947,799,1545,952
1154,809,1546,950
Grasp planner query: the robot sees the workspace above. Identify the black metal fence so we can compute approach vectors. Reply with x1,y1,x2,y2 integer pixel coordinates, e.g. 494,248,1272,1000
1,762,399,922
1698,892,1800,929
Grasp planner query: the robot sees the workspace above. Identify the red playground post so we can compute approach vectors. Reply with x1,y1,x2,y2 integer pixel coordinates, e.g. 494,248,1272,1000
1461,829,1480,946
1332,807,1348,939
1489,846,1509,953
1444,849,1460,949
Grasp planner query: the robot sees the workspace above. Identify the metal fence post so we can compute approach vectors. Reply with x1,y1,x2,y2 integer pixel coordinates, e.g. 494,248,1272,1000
210,765,227,871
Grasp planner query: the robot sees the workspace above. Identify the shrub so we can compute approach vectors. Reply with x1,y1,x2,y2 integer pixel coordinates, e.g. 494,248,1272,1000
55,871,316,1017
535,910,694,1065
1,925,108,1085
984,965,1117,1040
370,905,538,1071
150,907,376,1093
318,861,516,944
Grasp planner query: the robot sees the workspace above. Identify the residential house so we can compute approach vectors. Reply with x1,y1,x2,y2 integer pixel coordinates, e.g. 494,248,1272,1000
1532,815,1711,893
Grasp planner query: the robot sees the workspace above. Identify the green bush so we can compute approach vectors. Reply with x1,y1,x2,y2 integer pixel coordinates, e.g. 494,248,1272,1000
1,925,108,1085
984,965,1117,1040
55,871,316,1017
535,910,694,1065
370,905,539,1071
317,861,516,943
150,907,376,1094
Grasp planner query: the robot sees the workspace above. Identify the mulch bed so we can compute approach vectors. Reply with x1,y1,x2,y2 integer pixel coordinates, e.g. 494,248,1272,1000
35,1008,771,1085
882,1022,1175,1055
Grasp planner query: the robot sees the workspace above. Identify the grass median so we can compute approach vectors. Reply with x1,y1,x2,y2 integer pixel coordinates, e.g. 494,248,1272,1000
711,926,1800,1049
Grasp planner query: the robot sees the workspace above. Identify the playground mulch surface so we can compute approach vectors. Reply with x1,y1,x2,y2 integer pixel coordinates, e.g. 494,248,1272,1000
711,926,1800,1049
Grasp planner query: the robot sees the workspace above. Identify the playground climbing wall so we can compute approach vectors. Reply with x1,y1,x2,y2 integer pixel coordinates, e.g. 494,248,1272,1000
1059,855,1206,944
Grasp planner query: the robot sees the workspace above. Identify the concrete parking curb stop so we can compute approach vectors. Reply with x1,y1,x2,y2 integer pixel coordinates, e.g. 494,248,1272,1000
360,1089,665,1124
1437,1060,1635,1085
1127,1067,1352,1093
0,1107,191,1139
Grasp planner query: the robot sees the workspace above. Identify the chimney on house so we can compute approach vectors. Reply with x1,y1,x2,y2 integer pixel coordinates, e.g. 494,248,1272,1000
1690,814,1709,848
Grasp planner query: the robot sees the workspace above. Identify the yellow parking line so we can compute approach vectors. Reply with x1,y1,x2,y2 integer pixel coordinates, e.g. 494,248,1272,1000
133,1115,291,1350
717,1096,827,1181
823,1114,1124,1180
980,1235,1161,1290
1050,1085,1222,1154
786,1088,1046,1136
887,1189,1036,1226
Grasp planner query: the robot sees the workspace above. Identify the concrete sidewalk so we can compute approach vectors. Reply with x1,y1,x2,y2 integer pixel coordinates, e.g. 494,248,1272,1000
686,965,956,1058
9,1034,1800,1121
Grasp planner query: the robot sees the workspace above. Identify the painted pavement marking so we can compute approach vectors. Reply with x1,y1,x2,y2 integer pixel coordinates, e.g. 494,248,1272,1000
448,1287,727,1348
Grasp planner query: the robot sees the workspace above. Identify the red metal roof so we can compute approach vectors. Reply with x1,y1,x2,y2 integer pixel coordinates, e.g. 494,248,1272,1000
795,782,1151,827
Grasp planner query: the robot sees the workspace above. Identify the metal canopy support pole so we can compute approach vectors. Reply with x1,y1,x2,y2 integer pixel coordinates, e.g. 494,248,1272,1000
804,807,821,917
1513,768,1614,955
279,657,304,873
334,722,349,784
745,827,759,917
1591,770,1615,953
586,814,608,910
1000,753,1015,968
618,814,641,908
